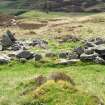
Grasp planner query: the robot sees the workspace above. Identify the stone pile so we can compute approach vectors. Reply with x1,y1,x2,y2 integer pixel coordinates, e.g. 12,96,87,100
0,30,44,64
1,30,105,65
29,39,48,49
58,37,105,65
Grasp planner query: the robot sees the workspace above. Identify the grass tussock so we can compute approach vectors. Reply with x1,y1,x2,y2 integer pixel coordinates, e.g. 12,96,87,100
20,80,102,105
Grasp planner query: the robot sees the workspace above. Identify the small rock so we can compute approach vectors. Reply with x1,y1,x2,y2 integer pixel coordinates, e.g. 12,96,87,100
0,55,10,64
58,59,80,65
59,51,69,59
68,52,79,59
74,46,84,56
8,53,16,60
84,47,95,55
94,56,105,64
11,45,20,51
6,30,16,42
84,42,96,48
16,50,34,59
34,54,42,61
30,39,48,49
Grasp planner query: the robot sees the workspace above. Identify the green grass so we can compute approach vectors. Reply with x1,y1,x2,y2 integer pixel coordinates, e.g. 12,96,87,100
1,9,105,105
20,10,96,19
20,81,100,105
0,61,105,105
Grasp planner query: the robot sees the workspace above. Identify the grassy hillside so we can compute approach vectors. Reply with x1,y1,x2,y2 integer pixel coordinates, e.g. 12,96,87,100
0,61,105,105
0,0,105,15
0,12,105,105
0,1,105,105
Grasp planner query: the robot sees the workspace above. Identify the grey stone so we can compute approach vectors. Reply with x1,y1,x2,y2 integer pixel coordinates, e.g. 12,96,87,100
94,56,105,64
59,51,69,59
1,33,13,47
16,50,34,59
6,30,16,42
95,45,105,56
1,30,16,48
34,54,42,61
95,37,105,45
68,52,79,59
80,53,98,62
0,55,10,64
84,42,96,48
84,47,95,55
58,59,80,65
11,45,20,51
30,39,48,49
74,46,84,56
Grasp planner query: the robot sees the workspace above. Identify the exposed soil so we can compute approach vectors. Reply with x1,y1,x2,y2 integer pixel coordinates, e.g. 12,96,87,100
0,14,16,26
17,22,47,30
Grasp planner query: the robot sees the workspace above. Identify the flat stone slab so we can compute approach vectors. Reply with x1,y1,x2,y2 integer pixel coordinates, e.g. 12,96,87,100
57,59,80,65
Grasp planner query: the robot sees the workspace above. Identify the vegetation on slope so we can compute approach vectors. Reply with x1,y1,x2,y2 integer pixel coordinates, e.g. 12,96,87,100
0,61,105,105
20,80,102,105
0,0,105,15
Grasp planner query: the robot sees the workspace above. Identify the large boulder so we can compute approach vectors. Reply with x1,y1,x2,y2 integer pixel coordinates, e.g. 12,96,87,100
94,56,105,64
1,30,16,48
6,30,16,42
95,37,105,45
16,50,34,59
95,45,105,56
80,53,98,62
84,37,105,47
0,55,10,64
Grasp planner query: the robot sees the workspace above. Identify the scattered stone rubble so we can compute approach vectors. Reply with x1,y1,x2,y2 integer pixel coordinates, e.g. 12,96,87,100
0,30,105,65
58,37,105,65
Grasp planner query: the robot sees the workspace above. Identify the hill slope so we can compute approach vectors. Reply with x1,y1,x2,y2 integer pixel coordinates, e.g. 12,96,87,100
0,0,105,14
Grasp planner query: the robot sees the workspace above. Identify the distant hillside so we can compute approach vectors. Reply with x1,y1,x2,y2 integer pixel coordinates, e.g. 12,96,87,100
0,0,105,14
